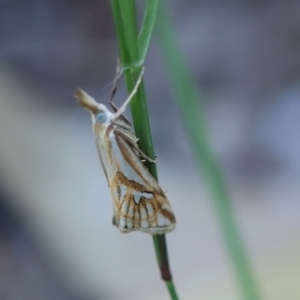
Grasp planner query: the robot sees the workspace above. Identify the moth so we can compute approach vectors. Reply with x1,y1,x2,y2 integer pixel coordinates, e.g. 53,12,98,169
75,69,175,234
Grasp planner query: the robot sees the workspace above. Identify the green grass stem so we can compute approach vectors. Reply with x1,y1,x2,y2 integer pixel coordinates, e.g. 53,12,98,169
110,1,179,299
156,3,261,300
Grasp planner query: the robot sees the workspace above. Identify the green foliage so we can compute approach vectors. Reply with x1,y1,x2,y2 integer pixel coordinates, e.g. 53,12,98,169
110,1,179,299
110,1,261,300
156,3,261,300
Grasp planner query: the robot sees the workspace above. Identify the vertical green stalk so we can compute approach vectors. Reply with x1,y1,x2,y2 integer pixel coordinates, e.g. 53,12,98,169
156,3,261,300
110,1,179,299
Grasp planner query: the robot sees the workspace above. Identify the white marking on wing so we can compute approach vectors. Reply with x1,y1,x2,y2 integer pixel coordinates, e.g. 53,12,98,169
120,184,127,200
133,191,141,204
146,203,154,215
143,192,153,199
133,191,153,204
127,220,133,229
140,207,147,219
141,220,149,228
157,213,165,227
120,218,126,228
165,218,171,226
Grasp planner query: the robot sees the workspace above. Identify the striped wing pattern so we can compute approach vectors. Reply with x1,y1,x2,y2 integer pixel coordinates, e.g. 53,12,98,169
76,88,176,234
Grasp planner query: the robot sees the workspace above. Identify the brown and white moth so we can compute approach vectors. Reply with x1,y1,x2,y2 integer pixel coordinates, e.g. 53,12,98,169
75,69,175,234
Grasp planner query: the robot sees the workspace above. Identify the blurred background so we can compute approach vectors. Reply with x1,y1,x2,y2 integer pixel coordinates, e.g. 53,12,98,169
0,0,300,299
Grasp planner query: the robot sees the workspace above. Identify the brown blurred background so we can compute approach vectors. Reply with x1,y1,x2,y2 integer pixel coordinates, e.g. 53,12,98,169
0,0,300,299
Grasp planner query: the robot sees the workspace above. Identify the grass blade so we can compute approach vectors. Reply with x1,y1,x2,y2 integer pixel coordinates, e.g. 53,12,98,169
110,1,179,299
138,0,159,64
156,2,261,300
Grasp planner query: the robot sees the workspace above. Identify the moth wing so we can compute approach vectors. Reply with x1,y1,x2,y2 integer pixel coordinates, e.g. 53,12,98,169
110,131,175,234
111,132,159,189
96,141,108,181
93,122,119,186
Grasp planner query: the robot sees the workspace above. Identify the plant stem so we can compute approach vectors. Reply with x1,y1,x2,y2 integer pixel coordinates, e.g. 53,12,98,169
110,1,179,299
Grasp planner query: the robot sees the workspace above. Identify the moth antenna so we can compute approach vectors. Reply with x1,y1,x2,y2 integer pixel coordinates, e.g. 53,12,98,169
100,57,123,94
109,58,123,113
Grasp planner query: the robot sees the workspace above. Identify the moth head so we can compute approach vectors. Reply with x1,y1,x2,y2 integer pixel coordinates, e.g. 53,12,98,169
93,104,113,124
75,88,113,123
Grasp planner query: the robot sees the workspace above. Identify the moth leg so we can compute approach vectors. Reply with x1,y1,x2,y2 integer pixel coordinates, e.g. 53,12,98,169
117,129,157,163
110,59,132,125
112,67,144,121
135,146,157,163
